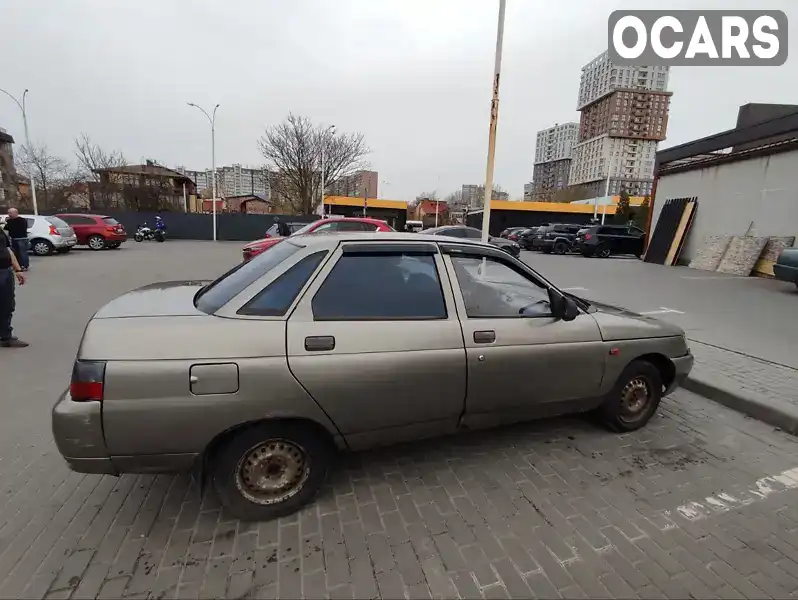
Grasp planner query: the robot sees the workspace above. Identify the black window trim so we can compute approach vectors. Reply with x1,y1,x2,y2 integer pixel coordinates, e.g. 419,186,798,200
237,250,329,317
311,248,449,322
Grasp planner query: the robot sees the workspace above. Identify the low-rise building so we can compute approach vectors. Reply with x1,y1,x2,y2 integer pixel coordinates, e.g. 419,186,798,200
0,128,16,205
93,161,197,211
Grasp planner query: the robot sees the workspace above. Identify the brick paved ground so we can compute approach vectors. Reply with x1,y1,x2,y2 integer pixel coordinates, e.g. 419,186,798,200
3,242,798,599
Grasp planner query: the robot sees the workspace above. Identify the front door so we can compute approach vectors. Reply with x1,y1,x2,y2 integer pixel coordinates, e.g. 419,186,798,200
286,243,467,450
441,247,605,428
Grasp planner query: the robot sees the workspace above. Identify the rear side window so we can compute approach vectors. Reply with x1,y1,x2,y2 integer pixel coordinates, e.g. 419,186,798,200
195,241,303,314
238,251,327,316
25,218,34,227
336,221,368,232
46,216,69,228
312,253,446,320
103,218,120,225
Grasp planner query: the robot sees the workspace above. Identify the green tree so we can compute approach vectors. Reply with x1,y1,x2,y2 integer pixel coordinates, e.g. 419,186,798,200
615,188,632,224
633,194,651,230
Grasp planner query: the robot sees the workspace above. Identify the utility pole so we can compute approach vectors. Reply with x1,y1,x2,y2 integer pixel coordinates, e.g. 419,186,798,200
0,88,38,214
363,186,368,217
479,0,507,243
319,125,335,217
188,102,219,240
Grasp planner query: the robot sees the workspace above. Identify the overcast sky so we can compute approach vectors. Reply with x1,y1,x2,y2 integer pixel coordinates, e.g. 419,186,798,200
1,0,795,200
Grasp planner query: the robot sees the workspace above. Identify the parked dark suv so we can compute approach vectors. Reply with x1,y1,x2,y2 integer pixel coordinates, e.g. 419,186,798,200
531,223,583,254
575,224,646,258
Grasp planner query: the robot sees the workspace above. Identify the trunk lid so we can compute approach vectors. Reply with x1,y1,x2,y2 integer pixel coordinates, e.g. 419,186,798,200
93,281,209,319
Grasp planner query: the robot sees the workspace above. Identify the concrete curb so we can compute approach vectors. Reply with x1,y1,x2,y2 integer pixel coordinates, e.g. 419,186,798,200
683,375,798,435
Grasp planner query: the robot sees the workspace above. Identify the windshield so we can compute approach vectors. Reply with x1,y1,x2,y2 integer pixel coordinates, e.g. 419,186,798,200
292,221,322,236
46,216,69,229
194,240,304,314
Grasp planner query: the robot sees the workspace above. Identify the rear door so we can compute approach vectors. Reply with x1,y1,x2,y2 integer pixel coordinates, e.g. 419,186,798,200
626,226,646,255
441,245,605,428
286,242,466,450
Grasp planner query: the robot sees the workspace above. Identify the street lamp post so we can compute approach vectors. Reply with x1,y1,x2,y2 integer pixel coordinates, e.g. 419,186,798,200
188,102,219,241
479,0,507,243
319,125,335,218
0,88,38,214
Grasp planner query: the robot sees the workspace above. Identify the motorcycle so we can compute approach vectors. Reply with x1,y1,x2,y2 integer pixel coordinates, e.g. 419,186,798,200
134,223,166,243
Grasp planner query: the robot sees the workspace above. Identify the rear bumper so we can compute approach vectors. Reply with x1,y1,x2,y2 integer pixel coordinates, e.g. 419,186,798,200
52,389,116,475
53,235,78,248
773,263,798,283
105,233,127,242
665,353,695,396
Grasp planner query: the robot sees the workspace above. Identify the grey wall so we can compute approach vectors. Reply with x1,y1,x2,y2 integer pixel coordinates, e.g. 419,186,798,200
652,149,798,262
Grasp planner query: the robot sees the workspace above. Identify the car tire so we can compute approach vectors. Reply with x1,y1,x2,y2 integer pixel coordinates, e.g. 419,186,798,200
211,421,333,521
31,239,54,256
88,235,106,251
596,245,611,258
599,360,663,433
553,241,569,255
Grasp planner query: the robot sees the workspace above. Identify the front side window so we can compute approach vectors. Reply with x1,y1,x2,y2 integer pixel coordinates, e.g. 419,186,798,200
195,240,303,314
238,251,327,316
451,256,552,318
312,252,446,320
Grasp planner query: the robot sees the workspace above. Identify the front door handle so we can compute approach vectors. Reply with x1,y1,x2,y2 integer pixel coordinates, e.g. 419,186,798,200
473,330,496,344
305,336,336,351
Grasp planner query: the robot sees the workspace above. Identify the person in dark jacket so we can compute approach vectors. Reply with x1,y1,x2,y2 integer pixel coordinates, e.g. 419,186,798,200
3,208,29,271
274,217,291,237
0,228,27,348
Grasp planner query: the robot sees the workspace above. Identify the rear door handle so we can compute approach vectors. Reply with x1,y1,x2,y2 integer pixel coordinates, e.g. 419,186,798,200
305,336,335,351
473,330,496,344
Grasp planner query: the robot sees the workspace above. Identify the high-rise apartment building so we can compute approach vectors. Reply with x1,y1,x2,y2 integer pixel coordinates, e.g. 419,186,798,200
176,164,271,198
327,170,378,198
569,51,671,197
531,122,578,200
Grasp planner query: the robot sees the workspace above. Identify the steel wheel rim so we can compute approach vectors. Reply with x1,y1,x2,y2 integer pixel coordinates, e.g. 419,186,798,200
34,242,49,255
235,439,310,505
619,376,652,423
89,237,104,249
599,248,610,258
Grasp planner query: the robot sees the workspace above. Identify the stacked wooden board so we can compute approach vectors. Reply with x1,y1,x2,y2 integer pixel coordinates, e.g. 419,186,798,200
689,234,797,277
644,197,698,265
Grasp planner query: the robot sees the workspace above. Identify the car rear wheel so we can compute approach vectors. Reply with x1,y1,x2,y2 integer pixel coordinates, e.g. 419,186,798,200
597,245,611,258
88,235,106,251
31,239,54,256
599,360,662,432
211,421,332,521
553,241,569,255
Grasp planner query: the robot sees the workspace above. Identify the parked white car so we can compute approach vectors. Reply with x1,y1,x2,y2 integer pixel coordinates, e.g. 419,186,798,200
0,214,78,256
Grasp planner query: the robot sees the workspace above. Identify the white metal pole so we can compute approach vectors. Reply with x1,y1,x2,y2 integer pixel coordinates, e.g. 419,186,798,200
602,203,606,225
211,106,218,241
320,144,325,218
480,0,507,243
182,183,187,213
1,88,38,214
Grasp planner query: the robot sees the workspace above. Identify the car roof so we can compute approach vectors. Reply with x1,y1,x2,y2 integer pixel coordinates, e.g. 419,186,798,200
316,216,387,224
291,230,496,250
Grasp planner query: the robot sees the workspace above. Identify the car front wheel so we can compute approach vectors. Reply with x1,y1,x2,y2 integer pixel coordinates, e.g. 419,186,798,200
599,360,662,432
211,421,333,521
596,245,611,258
553,241,569,255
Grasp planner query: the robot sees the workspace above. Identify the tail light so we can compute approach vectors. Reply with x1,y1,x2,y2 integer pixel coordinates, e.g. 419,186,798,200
106,225,117,233
583,233,593,240
49,225,60,236
70,360,106,402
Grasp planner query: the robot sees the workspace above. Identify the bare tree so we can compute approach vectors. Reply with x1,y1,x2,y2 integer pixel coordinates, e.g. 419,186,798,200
550,186,593,203
74,133,126,180
14,143,79,209
258,114,370,214
416,191,439,201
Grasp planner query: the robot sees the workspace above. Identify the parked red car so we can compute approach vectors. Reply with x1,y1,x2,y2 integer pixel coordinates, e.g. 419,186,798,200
55,213,127,250
242,217,394,262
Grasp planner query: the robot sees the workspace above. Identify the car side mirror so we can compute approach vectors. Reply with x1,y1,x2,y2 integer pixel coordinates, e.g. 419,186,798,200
548,288,579,322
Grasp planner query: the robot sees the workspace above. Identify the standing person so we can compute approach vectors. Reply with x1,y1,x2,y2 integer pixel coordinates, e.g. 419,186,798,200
0,228,27,348
3,208,29,271
274,217,291,237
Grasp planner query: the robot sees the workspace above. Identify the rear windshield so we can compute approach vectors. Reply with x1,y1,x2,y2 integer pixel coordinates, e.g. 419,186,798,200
194,240,303,314
46,216,69,228
103,218,120,225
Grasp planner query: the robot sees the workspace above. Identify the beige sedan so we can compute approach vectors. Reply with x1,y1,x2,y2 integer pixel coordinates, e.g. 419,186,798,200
53,232,693,520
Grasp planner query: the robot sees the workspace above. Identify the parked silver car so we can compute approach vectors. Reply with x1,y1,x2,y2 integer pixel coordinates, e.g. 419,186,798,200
53,232,693,520
0,214,77,255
